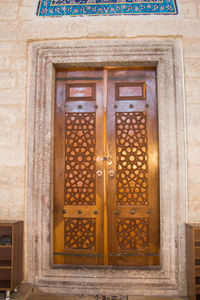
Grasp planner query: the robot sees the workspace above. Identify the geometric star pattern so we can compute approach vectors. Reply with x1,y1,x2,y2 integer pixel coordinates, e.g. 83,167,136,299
116,112,148,206
65,113,96,205
116,218,149,250
65,218,96,250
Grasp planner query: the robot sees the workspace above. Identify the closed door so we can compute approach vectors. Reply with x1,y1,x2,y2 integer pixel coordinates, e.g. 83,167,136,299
53,67,160,266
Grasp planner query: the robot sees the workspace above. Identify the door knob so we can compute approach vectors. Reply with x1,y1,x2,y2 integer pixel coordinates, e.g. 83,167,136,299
96,170,103,177
109,170,115,177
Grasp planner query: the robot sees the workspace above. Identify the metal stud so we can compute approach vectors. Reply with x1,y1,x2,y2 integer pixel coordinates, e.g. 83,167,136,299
113,104,118,109
62,209,66,214
78,209,82,214
145,104,149,108
93,209,98,215
109,170,115,177
115,209,120,215
130,209,136,215
94,104,98,109
78,105,83,109
96,170,103,177
129,104,134,109
147,209,152,214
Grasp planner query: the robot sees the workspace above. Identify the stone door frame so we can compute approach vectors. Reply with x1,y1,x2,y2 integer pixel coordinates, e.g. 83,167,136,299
26,38,187,296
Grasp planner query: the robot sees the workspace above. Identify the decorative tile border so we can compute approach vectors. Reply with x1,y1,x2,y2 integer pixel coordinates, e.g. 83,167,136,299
37,0,178,16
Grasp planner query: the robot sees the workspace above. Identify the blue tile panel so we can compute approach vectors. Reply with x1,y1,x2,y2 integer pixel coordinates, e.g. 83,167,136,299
37,0,178,16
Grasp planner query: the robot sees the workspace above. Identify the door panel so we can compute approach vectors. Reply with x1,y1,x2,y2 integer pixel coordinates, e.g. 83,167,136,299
107,69,159,266
54,69,104,265
54,68,160,266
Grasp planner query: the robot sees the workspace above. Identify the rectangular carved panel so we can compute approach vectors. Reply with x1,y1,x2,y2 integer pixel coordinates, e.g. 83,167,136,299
65,112,96,205
66,84,96,101
115,83,146,100
65,218,96,250
116,112,148,206
116,218,149,250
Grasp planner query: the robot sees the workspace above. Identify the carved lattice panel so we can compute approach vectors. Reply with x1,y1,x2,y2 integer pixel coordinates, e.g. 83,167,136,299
64,218,96,250
116,218,149,250
116,112,148,206
65,113,96,205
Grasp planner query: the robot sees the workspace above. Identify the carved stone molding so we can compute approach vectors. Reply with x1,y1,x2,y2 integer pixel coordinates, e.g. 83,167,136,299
26,38,186,296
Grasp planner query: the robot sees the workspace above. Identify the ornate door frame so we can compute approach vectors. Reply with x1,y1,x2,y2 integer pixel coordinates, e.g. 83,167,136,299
26,38,187,296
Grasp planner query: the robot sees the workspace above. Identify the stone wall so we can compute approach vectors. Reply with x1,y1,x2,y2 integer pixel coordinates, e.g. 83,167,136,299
0,0,199,248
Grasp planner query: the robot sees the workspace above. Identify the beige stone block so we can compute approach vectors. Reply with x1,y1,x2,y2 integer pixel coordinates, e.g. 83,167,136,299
188,165,200,186
0,166,24,189
0,188,24,220
0,42,26,55
0,3,18,20
0,106,25,145
0,122,25,147
185,77,200,103
0,24,20,41
0,42,12,53
0,55,26,70
188,184,200,222
0,16,194,41
184,39,200,58
188,144,200,166
186,104,200,144
0,71,16,89
182,2,198,18
0,105,25,166
21,0,35,6
185,59,200,77
0,0,18,2
10,41,27,55
198,0,200,18
18,6,33,21
0,145,25,167
0,106,25,127
0,89,26,105
16,71,27,90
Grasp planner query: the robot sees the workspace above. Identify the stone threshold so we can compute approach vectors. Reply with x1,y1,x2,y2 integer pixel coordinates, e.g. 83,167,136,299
0,285,189,300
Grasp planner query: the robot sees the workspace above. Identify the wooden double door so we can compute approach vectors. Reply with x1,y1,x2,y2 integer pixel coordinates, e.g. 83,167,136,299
54,67,160,266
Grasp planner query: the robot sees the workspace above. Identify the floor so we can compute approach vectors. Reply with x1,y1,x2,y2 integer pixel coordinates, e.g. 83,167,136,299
0,285,189,300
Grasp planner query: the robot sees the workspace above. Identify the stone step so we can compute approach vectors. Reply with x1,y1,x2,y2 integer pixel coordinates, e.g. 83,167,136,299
0,285,189,300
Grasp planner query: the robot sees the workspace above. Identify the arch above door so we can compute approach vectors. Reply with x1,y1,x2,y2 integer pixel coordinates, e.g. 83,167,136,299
26,38,187,297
